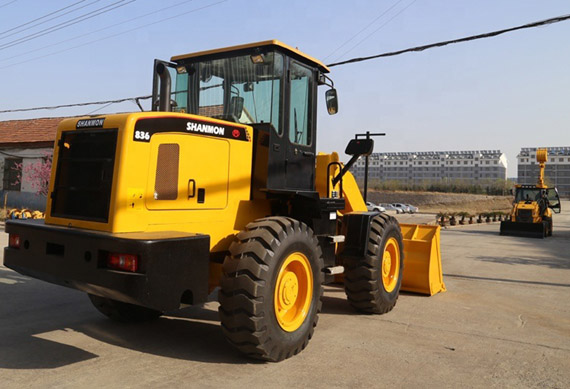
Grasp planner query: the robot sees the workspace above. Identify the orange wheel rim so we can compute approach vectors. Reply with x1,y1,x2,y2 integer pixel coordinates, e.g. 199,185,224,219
274,252,313,332
381,237,400,293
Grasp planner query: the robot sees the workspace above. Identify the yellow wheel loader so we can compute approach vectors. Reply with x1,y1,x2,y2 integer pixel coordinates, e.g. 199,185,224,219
500,148,561,238
4,41,444,361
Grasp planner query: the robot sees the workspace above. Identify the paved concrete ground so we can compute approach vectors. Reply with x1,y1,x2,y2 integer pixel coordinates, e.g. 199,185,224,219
1,202,569,388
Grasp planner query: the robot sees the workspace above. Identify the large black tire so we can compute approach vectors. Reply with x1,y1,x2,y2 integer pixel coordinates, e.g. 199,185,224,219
544,216,553,237
219,217,324,362
343,214,404,314
88,294,163,322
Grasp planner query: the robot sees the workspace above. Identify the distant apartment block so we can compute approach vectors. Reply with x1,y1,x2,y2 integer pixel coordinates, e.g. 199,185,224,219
352,150,508,183
517,147,570,197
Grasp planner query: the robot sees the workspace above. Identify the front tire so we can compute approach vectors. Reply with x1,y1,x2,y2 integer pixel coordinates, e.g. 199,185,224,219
544,216,553,236
344,214,404,314
219,217,324,362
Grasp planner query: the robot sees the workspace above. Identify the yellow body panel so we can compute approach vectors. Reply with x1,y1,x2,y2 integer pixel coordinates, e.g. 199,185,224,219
45,112,271,256
145,135,230,210
315,152,367,213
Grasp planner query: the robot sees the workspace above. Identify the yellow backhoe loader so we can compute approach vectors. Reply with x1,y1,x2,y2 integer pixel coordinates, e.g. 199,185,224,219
500,148,561,238
4,41,444,361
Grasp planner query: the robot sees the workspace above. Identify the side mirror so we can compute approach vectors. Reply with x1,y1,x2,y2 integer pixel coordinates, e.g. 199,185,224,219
345,138,374,157
325,88,338,115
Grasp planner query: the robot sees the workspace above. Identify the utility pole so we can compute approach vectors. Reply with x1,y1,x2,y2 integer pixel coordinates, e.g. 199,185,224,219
355,131,385,203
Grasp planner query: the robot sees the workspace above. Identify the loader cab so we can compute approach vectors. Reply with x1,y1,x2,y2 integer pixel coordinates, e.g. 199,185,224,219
514,185,561,213
152,40,337,194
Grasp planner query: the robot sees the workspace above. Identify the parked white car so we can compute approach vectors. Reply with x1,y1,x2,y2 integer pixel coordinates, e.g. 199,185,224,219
392,203,411,213
380,203,402,214
404,204,419,213
366,202,386,212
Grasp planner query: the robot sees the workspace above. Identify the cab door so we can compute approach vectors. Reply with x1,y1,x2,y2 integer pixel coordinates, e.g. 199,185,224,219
146,134,229,210
284,60,316,191
547,187,561,213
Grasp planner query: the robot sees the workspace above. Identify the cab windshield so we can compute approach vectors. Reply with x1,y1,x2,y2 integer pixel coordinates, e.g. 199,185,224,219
515,188,542,202
173,52,283,132
515,187,559,207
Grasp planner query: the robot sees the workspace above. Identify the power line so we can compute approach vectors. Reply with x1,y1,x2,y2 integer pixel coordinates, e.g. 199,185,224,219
322,0,405,61
86,101,115,115
2,12,567,115
0,0,19,10
332,0,417,63
0,0,227,69
0,0,135,51
327,13,570,67
0,95,152,114
0,0,93,38
0,0,196,64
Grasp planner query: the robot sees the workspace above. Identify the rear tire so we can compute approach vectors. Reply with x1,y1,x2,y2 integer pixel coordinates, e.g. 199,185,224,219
544,216,553,237
344,214,404,314
219,217,324,362
88,294,163,322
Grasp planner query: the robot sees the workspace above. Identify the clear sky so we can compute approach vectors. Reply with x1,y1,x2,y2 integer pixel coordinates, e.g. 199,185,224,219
1,0,569,176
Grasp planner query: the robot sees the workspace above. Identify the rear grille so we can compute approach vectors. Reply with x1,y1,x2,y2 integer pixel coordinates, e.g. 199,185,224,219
51,129,117,223
516,209,533,223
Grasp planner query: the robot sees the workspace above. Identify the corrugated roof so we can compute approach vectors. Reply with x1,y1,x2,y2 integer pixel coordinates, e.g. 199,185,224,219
0,117,62,145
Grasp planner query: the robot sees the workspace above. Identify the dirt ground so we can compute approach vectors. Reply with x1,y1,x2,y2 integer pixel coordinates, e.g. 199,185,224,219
367,190,513,214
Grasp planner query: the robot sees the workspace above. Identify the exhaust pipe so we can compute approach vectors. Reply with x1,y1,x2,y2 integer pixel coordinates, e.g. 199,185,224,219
156,62,171,112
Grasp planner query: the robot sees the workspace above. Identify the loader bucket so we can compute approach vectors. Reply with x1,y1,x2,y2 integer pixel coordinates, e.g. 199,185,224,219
400,223,446,296
500,220,546,239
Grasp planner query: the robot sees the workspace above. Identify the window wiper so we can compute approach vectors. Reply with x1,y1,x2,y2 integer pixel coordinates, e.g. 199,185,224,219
294,108,302,143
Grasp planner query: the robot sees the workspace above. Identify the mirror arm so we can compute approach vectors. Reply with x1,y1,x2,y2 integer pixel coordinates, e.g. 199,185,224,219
318,72,334,88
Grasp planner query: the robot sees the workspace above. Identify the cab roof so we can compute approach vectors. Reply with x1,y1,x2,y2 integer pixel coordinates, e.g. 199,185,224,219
171,40,330,73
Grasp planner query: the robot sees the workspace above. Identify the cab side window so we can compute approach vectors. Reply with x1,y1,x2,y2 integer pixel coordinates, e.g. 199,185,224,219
288,62,313,146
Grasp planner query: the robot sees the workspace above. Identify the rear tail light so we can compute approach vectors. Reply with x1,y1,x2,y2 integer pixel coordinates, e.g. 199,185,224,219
8,234,20,249
107,253,139,272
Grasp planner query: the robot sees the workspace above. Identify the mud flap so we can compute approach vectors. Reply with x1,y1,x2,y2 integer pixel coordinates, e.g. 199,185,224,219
399,223,446,296
500,220,546,239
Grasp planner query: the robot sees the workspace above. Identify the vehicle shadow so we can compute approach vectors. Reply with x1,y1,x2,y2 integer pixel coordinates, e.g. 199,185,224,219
77,310,254,365
320,286,427,316
0,267,256,369
445,228,502,236
475,254,570,270
321,295,355,316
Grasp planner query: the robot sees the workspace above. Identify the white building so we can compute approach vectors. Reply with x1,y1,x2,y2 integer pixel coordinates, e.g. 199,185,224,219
352,150,508,183
517,147,570,197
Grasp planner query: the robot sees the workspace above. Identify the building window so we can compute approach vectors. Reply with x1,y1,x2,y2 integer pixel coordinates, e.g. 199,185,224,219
3,157,22,191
